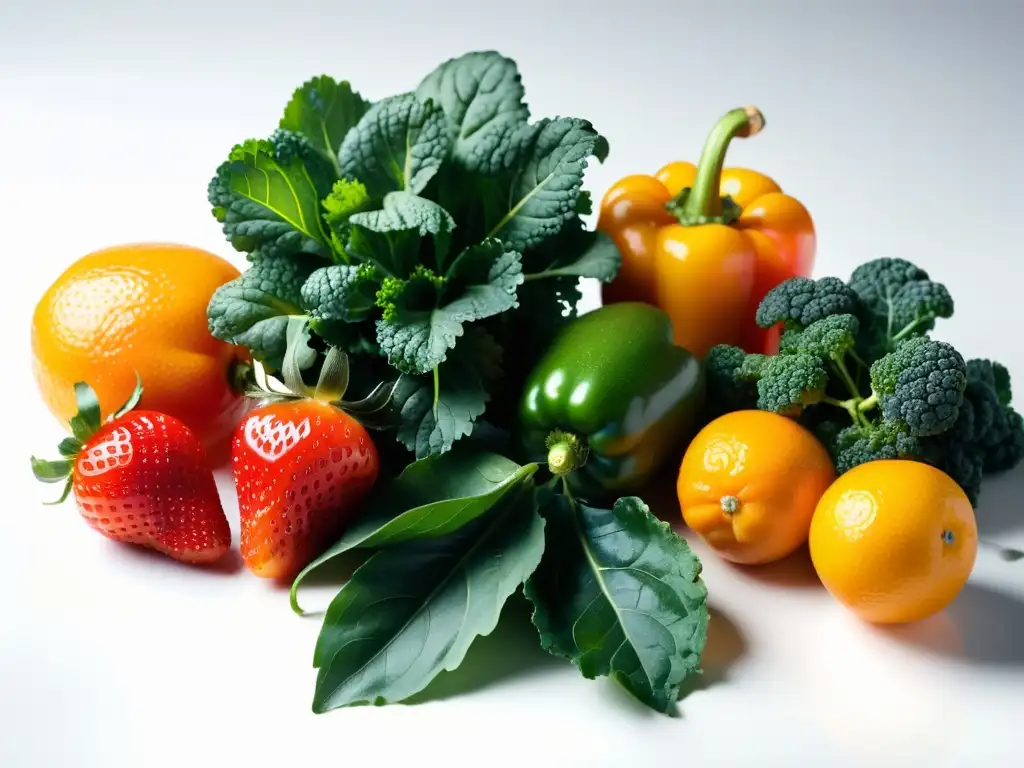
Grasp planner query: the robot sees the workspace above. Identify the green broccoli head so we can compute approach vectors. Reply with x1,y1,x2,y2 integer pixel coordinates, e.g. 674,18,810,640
756,353,829,416
755,276,859,330
832,421,923,474
848,258,954,359
704,344,760,416
779,313,859,361
936,442,986,507
869,336,967,437
959,359,1024,473
984,409,1024,473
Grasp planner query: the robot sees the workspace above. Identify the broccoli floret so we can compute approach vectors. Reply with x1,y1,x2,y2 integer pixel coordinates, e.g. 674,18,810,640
704,344,759,416
869,336,967,437
890,280,955,331
755,276,859,330
936,443,986,507
755,353,829,416
779,314,859,360
848,257,954,359
832,422,923,473
958,359,1024,474
984,409,1024,473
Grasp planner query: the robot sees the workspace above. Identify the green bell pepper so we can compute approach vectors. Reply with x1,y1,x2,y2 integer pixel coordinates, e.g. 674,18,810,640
517,302,706,500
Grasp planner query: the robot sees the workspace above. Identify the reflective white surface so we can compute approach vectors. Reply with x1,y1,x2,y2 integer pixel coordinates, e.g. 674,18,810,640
3,1,1023,766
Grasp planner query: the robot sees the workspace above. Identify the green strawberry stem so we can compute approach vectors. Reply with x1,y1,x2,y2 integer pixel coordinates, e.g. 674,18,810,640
30,375,144,505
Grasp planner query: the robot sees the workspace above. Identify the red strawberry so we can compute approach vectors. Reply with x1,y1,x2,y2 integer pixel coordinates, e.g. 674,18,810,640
31,378,231,564
232,399,379,579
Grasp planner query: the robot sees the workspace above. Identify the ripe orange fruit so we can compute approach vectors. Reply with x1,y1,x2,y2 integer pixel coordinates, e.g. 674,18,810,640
809,460,977,624
31,243,249,447
677,410,836,564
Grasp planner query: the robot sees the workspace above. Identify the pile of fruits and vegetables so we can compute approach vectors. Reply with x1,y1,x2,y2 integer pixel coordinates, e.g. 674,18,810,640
28,50,1024,716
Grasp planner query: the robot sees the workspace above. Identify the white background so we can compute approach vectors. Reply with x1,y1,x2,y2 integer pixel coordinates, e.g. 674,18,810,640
3,1,1023,766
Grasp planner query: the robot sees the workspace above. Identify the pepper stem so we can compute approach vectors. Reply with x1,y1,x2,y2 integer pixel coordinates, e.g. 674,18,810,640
545,430,590,476
667,106,765,226
720,495,741,515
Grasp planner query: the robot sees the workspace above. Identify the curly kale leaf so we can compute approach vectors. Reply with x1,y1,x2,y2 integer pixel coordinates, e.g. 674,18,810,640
415,50,530,164
347,191,455,277
465,117,608,253
848,257,954,359
208,131,336,260
376,240,523,375
392,327,503,458
870,336,967,437
338,93,450,198
207,254,320,371
755,276,859,331
303,264,385,335
321,179,371,257
279,76,370,176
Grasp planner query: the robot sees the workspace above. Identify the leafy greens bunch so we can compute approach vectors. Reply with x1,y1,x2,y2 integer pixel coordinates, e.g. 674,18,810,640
206,51,621,460
208,51,710,719
706,257,1024,505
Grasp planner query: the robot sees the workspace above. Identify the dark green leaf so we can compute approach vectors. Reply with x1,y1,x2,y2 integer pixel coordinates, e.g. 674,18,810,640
57,437,82,458
526,230,621,282
376,241,522,375
392,344,491,458
415,50,529,163
206,254,319,371
290,448,537,612
311,481,545,711
469,117,608,253
69,382,102,441
279,76,370,175
348,192,456,278
525,495,709,714
208,135,335,260
301,264,380,329
338,93,450,197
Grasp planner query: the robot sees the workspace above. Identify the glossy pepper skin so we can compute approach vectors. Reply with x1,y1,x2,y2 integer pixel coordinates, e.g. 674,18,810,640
597,106,815,358
517,302,705,501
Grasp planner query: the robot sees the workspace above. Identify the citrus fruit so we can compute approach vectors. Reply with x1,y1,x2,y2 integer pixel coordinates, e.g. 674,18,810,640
677,410,836,564
808,459,977,624
31,243,249,446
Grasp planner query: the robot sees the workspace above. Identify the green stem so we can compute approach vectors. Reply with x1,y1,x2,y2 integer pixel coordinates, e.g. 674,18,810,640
670,106,765,225
832,356,862,401
858,392,878,412
891,317,928,346
823,396,865,426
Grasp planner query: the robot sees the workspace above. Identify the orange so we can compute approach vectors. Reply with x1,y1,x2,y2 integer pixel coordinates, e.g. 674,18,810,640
809,460,977,624
31,243,249,447
677,410,836,564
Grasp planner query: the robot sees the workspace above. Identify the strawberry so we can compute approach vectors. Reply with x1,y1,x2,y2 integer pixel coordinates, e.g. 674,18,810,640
232,399,379,579
231,328,386,580
31,377,231,564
